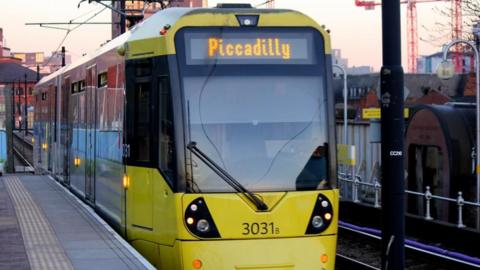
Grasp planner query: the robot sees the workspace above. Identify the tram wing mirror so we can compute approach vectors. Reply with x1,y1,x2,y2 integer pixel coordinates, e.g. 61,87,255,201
436,60,455,80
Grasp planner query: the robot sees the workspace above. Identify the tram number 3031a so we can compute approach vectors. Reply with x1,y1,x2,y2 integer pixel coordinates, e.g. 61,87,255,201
242,222,280,235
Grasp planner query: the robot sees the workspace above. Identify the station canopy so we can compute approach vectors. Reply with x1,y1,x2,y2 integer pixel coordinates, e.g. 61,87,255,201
0,62,38,83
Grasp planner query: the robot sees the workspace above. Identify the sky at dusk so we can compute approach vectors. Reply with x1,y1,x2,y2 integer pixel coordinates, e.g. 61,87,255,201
0,0,453,70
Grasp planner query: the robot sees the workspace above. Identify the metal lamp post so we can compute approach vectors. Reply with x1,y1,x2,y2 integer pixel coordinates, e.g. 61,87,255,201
333,64,348,145
439,39,479,228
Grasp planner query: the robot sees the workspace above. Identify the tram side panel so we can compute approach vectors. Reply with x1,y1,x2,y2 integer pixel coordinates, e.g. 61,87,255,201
34,47,127,233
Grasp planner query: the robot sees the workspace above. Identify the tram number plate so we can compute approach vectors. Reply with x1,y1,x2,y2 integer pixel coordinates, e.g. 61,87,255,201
242,222,280,235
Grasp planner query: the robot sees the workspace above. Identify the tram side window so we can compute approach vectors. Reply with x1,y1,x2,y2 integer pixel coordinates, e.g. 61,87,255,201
158,76,175,183
72,82,79,94
134,82,151,162
98,72,108,88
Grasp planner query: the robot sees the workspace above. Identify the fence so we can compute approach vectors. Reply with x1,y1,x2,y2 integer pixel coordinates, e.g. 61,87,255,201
338,173,480,230
336,120,381,184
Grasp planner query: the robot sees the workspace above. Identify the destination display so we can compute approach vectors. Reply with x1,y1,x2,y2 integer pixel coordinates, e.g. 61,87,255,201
183,30,316,65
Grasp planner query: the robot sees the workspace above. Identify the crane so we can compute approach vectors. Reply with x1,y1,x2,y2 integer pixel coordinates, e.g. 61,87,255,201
355,0,462,73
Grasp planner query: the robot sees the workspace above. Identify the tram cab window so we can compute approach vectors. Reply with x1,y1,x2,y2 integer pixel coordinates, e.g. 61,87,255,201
126,58,176,184
158,76,176,183
133,81,151,162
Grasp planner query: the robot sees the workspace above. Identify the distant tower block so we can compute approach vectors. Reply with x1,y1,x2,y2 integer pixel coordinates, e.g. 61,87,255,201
0,28,3,57
267,0,275,8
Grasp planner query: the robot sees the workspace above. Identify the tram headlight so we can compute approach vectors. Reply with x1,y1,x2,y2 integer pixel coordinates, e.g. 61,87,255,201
305,194,334,235
185,197,220,238
196,219,210,233
311,215,324,229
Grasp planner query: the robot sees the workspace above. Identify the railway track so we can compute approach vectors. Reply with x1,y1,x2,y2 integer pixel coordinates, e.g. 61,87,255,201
336,253,379,270
12,131,34,170
336,221,480,269
339,201,480,257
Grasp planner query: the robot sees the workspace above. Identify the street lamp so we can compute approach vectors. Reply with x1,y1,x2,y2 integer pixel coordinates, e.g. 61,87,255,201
333,64,348,145
437,39,480,228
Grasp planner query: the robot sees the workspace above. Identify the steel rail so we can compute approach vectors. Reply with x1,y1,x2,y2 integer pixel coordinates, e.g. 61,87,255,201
339,223,480,269
336,253,380,270
12,146,33,169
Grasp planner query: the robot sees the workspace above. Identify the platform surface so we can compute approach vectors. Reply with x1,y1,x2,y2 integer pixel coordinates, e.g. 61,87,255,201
0,174,154,270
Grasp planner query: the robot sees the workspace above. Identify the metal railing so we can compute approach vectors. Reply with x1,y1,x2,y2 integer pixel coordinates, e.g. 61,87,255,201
338,173,480,229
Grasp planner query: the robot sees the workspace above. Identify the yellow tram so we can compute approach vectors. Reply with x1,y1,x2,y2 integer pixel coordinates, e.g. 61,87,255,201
34,4,338,269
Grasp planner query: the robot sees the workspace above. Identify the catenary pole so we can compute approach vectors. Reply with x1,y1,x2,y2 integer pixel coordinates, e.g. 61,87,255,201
24,73,28,135
381,0,405,269
61,46,66,67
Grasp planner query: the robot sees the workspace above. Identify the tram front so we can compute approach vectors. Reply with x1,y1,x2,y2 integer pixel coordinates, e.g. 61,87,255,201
174,19,339,270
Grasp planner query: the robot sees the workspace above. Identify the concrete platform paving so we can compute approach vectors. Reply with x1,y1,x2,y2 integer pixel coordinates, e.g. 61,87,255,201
0,176,30,270
1,175,155,270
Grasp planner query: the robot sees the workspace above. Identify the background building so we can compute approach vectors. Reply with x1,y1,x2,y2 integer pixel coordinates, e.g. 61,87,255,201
333,48,375,75
12,51,72,74
0,28,12,57
417,51,474,74
0,62,38,130
0,27,42,132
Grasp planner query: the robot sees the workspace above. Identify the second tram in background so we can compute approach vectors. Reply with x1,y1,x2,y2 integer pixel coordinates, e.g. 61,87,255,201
33,4,338,269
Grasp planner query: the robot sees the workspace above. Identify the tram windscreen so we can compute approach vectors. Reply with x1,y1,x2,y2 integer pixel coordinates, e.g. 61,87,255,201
178,28,330,192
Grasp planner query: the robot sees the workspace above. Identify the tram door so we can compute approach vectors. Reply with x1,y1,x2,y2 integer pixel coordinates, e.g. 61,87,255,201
47,84,56,171
59,77,70,184
85,66,97,203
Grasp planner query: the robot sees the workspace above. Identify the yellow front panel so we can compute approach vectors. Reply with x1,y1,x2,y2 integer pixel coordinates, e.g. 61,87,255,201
179,236,337,270
125,164,339,269
180,190,338,240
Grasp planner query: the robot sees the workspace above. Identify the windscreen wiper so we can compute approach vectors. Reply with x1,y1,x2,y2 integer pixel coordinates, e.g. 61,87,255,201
187,141,268,211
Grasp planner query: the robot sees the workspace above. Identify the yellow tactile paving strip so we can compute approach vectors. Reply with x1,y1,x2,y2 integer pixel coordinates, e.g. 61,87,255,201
4,176,74,270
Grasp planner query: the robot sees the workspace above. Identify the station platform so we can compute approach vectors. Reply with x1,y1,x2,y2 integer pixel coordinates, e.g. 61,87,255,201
0,174,154,270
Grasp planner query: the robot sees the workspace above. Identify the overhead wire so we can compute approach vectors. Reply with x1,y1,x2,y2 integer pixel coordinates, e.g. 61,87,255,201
255,0,275,7
70,6,99,22
43,6,108,67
